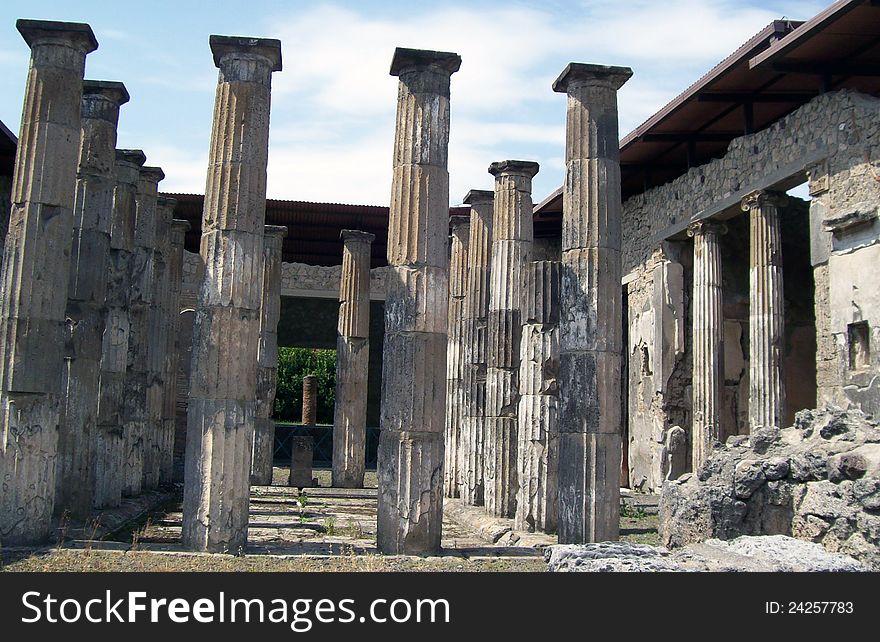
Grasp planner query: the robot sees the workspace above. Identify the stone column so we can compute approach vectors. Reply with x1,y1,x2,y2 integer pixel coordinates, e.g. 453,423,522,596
484,159,539,518
377,47,460,555
183,35,282,553
0,20,98,544
553,62,632,544
332,229,374,488
688,220,726,470
161,216,189,483
55,81,129,520
444,215,470,498
94,149,145,509
516,260,560,533
252,224,287,486
742,190,788,433
460,189,493,506
122,164,163,495
302,374,317,426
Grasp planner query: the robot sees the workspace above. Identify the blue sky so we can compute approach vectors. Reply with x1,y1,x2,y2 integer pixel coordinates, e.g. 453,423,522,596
0,1,828,206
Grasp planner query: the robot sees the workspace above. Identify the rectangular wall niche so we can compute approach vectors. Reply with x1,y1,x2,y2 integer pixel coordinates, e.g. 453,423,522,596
848,321,870,370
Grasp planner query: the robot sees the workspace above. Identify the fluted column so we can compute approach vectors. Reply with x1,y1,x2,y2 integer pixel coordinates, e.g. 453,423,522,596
182,35,282,553
377,47,460,555
516,260,560,533
553,62,632,544
55,81,129,520
461,189,494,506
252,224,287,486
742,190,787,432
94,149,144,508
484,159,538,518
688,220,726,470
161,217,189,483
0,20,98,544
332,229,374,488
122,164,164,495
444,214,470,497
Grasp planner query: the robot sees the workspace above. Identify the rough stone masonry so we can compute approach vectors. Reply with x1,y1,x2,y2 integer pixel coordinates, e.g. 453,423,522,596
377,47,460,555
182,35,282,553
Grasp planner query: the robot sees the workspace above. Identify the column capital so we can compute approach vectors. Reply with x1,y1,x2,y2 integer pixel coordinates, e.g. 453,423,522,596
156,195,177,210
741,189,788,212
687,219,728,238
340,229,375,244
139,165,165,185
488,159,540,179
264,224,289,239
390,47,461,77
449,214,470,232
463,189,494,205
17,19,98,53
552,62,632,94
83,80,130,107
116,148,146,168
210,35,282,72
171,218,191,232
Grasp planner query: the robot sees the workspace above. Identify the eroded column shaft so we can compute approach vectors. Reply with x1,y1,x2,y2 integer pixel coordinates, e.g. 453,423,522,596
460,190,493,506
94,149,144,508
743,190,787,432
252,224,287,486
377,47,460,555
516,260,560,533
55,81,128,519
0,21,97,544
484,160,538,518
182,36,282,553
688,221,726,469
553,62,631,544
444,215,470,497
332,230,374,488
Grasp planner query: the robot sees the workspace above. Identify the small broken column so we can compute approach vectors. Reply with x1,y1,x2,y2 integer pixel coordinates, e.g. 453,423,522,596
444,214,470,497
94,149,145,509
484,159,539,519
301,374,317,426
0,20,98,544
516,260,560,533
332,230,375,488
123,164,164,495
160,216,189,483
742,190,788,433
688,220,726,470
182,35,282,553
55,80,129,520
290,375,316,487
252,224,287,486
460,189,494,506
377,47,460,555
553,62,632,544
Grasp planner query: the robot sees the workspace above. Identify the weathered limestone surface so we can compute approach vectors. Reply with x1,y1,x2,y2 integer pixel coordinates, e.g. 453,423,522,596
484,160,539,518
183,35,282,553
516,260,560,533
660,406,880,570
688,221,726,470
0,20,98,544
444,215,470,497
377,47,460,555
123,165,164,495
332,230,374,488
94,149,144,509
161,217,189,483
289,436,315,487
302,374,317,425
460,190,493,506
55,80,129,520
553,62,631,544
743,190,787,432
252,225,286,486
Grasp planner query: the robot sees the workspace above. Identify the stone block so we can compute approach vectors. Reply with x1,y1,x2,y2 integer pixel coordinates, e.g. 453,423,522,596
380,331,446,433
289,436,315,487
383,265,448,334
558,351,621,434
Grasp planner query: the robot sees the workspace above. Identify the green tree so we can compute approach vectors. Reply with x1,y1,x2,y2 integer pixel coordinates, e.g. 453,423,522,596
274,347,336,424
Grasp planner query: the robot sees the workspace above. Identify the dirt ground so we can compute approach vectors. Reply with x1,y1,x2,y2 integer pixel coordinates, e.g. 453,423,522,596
1,467,658,572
